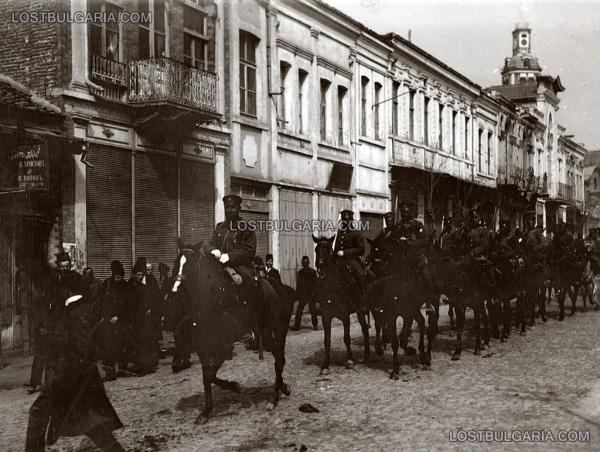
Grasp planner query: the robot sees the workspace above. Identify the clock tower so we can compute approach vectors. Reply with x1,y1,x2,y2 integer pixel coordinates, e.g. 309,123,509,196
501,22,542,86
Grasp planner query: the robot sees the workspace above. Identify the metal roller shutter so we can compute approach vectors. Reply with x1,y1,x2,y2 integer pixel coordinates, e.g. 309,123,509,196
279,189,313,287
87,144,132,279
180,159,214,248
134,152,178,269
241,210,269,262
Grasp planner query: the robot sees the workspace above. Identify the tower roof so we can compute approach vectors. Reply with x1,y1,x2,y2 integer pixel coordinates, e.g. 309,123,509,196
502,53,542,75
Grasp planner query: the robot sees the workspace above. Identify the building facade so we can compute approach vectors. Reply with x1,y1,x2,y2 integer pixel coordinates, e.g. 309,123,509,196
0,2,590,352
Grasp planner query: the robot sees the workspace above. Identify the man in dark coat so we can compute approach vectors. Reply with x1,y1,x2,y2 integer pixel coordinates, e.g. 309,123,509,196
130,258,162,375
83,267,103,322
333,209,366,303
265,254,281,284
203,194,257,290
100,260,132,381
25,254,124,452
292,255,318,330
375,211,399,243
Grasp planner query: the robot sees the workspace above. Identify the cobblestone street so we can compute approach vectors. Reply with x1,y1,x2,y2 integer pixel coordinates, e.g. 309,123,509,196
2,299,600,451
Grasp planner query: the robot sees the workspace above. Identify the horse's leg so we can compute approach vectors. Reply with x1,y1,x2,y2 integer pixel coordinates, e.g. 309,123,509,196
473,308,481,356
539,286,548,322
356,310,370,363
488,299,500,339
389,316,400,380
451,306,464,360
425,311,434,368
502,296,511,341
258,331,264,361
481,304,490,348
374,314,384,357
342,316,354,369
267,324,290,410
320,315,332,375
448,304,456,333
399,319,416,356
558,287,566,321
414,312,426,366
195,365,216,425
570,285,578,315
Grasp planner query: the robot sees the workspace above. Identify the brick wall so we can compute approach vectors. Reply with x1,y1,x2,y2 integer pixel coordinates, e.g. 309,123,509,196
0,0,70,96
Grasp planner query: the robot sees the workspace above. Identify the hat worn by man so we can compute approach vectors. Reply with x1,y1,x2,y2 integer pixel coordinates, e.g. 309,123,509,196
56,252,71,264
340,209,354,216
384,211,394,218
399,202,415,211
223,194,242,207
111,260,125,276
133,257,147,274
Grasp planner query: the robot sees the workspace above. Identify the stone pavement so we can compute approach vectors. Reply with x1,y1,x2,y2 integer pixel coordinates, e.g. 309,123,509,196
1,300,600,451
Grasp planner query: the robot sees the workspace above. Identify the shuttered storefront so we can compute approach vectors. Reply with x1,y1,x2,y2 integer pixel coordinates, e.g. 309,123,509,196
360,212,383,258
87,146,214,279
279,189,313,286
87,144,133,278
134,152,178,270
318,194,352,238
241,210,269,260
180,159,214,247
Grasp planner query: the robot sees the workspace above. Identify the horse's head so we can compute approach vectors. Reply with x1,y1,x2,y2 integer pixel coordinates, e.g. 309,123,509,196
312,234,335,270
171,239,201,293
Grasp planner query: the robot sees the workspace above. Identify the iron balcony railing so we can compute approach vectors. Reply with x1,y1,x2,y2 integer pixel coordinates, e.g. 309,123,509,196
558,182,574,201
127,57,218,113
90,54,127,86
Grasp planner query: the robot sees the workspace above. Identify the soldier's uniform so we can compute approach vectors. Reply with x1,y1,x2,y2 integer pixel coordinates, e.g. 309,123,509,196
494,219,519,259
203,195,257,286
438,217,460,258
375,212,399,243
333,210,366,300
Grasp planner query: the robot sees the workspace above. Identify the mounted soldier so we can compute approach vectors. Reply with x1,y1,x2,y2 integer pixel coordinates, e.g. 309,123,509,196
467,211,497,295
332,209,366,303
494,217,519,259
375,211,399,243
203,194,257,289
523,211,548,259
438,216,461,258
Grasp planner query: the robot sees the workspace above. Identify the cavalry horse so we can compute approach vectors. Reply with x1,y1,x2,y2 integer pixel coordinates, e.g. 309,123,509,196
429,251,492,360
312,235,371,375
366,235,434,379
170,240,292,424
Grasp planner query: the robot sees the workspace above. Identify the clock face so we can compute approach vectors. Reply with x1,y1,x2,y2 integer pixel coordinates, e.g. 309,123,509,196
521,38,528,46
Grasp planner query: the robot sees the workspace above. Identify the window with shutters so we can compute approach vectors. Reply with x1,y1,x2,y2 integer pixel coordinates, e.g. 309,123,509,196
424,96,430,146
297,69,308,135
392,81,400,136
464,117,469,158
278,61,290,127
361,76,369,136
138,0,166,58
409,89,415,141
184,4,209,69
478,128,483,172
240,31,258,116
89,0,121,61
374,82,382,141
337,86,347,145
452,110,457,155
487,132,492,174
320,79,330,142
438,103,444,150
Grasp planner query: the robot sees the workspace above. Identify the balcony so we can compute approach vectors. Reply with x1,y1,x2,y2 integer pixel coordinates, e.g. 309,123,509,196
89,55,220,124
128,58,218,114
557,183,574,202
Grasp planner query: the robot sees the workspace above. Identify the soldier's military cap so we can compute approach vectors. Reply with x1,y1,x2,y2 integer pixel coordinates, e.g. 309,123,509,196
133,256,147,274
384,211,394,218
55,251,71,264
340,209,354,220
111,259,125,276
223,194,242,207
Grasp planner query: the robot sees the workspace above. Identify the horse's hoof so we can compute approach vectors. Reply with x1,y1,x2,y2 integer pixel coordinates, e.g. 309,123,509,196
559,315,565,321
474,350,481,356
232,382,241,393
280,383,291,396
195,414,209,425
500,337,505,343
422,363,432,371
375,345,384,357
390,371,400,380
345,360,354,369
265,401,276,411
319,368,329,376
405,346,417,356
451,353,460,361
542,316,548,322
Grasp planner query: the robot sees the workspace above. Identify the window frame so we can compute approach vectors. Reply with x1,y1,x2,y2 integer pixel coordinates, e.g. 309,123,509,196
337,85,347,145
424,96,430,146
319,78,331,142
278,61,291,126
239,30,258,117
392,81,400,136
183,3,210,70
89,0,122,61
297,69,308,135
374,82,382,141
408,89,415,141
438,103,444,150
138,0,167,59
361,76,369,137
452,110,458,155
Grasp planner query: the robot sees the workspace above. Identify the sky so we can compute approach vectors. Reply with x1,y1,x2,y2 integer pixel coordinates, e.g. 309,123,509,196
325,0,600,150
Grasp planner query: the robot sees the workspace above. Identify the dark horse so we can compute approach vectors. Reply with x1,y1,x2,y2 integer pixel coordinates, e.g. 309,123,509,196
170,241,292,424
312,235,371,375
366,236,434,379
